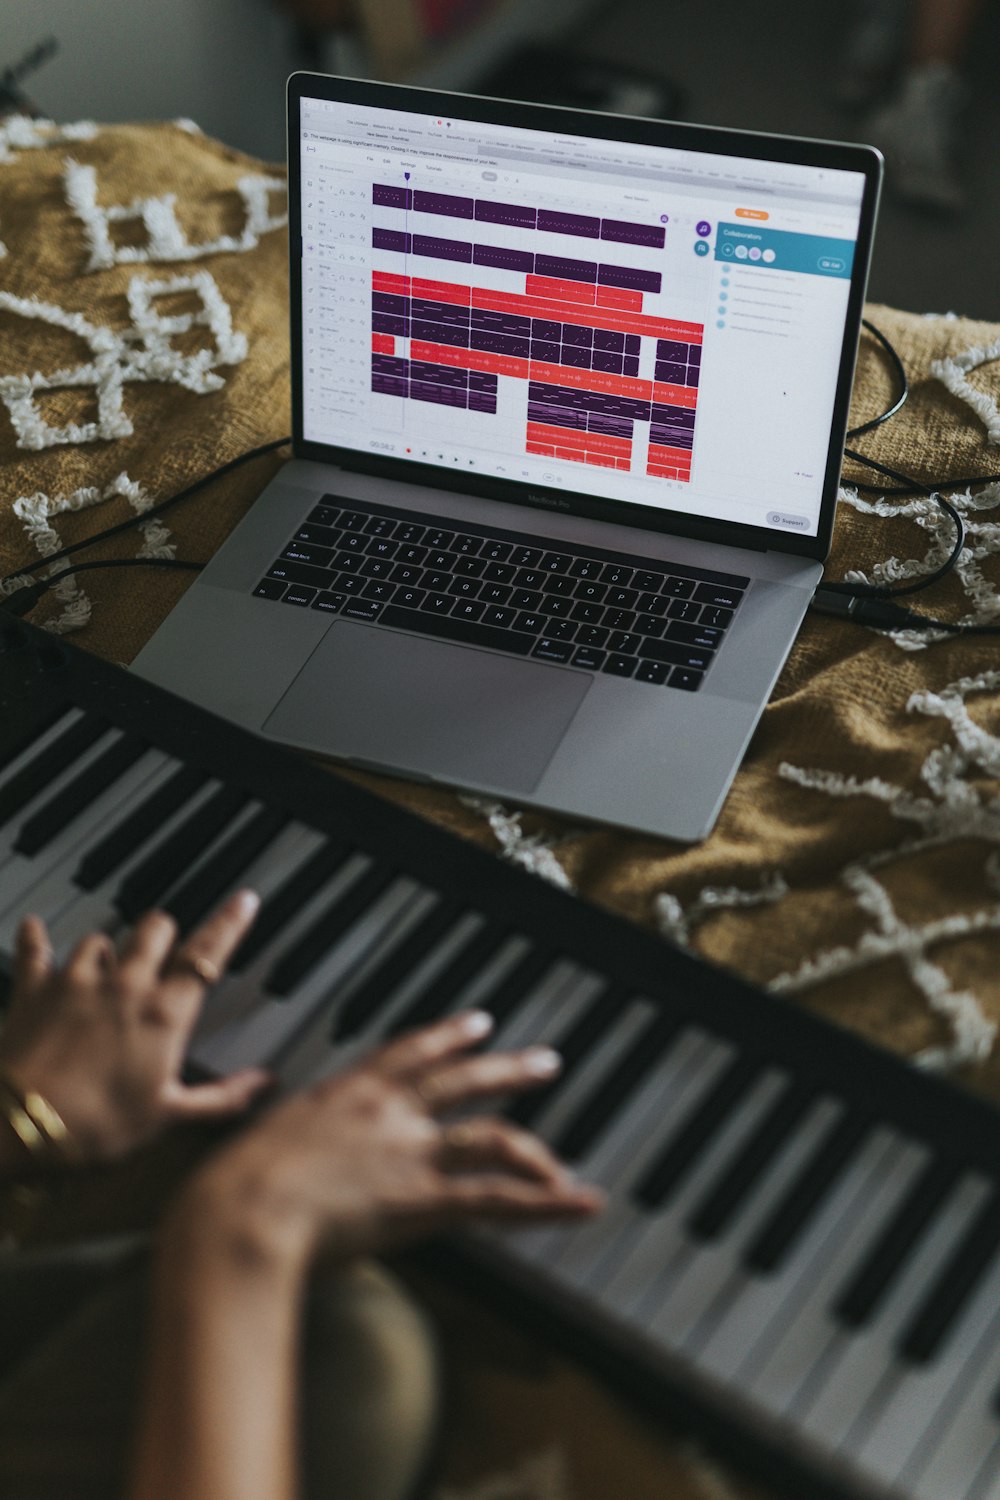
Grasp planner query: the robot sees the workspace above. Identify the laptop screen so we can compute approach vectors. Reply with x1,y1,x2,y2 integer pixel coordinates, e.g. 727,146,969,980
294,84,874,548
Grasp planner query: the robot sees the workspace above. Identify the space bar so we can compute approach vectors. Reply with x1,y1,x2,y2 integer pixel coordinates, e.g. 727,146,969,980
380,606,535,656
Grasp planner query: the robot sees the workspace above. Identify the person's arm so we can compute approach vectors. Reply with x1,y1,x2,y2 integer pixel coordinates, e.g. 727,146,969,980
130,1011,602,1500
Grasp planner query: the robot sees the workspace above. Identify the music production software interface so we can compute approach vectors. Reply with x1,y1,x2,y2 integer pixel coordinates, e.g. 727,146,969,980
299,97,867,539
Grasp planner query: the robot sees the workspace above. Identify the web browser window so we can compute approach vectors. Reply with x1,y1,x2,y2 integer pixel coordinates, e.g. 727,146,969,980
298,97,867,540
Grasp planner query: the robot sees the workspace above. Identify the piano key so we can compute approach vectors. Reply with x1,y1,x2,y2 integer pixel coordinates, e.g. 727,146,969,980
0,699,73,775
632,1051,762,1210
229,835,350,972
14,732,149,857
162,804,290,934
849,1248,1000,1496
383,922,514,1036
476,945,561,1029
832,1154,958,1329
0,724,120,872
332,898,464,1038
114,782,251,922
685,1079,814,1241
73,762,208,891
0,711,107,829
266,861,400,996
689,1116,899,1392
897,1187,1000,1365
0,747,173,948
552,1007,681,1161
505,983,628,1129
742,1109,873,1273
698,1133,923,1417
794,1170,992,1454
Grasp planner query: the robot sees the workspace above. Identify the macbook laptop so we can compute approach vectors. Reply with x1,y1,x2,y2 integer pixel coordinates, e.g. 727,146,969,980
132,73,881,842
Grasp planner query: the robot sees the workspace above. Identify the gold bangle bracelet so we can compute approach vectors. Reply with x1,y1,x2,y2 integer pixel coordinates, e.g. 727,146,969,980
0,1073,72,1165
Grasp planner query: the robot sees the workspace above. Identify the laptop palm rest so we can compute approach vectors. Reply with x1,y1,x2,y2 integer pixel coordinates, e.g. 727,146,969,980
263,622,591,793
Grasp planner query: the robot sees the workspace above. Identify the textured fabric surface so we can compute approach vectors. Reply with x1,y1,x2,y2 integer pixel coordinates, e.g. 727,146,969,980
3,118,1000,1500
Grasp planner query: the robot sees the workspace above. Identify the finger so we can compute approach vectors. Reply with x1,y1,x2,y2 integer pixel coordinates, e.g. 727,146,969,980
65,931,115,984
370,1010,495,1081
163,889,260,993
416,1045,561,1115
441,1174,605,1223
12,916,55,997
160,1067,273,1122
439,1116,573,1187
117,909,178,979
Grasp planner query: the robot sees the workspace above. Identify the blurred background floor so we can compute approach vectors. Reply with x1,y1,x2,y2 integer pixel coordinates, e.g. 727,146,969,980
5,0,1000,319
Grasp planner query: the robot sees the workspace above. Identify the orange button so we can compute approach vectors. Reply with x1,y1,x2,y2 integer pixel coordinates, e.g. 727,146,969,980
736,207,769,220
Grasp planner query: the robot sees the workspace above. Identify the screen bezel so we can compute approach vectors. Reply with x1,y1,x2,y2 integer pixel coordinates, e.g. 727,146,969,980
287,71,882,563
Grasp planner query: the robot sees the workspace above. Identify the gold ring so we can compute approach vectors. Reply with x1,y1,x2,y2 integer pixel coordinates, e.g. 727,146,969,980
441,1121,480,1152
172,952,221,986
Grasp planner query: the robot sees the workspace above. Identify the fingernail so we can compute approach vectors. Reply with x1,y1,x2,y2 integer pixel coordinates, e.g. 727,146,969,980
233,888,260,915
459,1009,494,1038
522,1046,561,1077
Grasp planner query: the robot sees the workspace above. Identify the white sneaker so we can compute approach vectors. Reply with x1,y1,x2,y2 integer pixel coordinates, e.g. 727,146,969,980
866,61,966,214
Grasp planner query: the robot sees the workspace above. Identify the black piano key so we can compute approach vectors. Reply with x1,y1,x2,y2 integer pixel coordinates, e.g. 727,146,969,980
553,1009,681,1161
265,863,397,997
632,1052,761,1210
0,714,108,829
898,1187,1000,1365
505,983,626,1129
332,899,463,1039
0,702,72,775
384,922,511,1037
161,805,290,934
832,1156,957,1329
228,838,351,972
73,763,207,892
14,733,149,857
686,1081,814,1242
114,784,250,922
479,946,557,1029
742,1111,871,1275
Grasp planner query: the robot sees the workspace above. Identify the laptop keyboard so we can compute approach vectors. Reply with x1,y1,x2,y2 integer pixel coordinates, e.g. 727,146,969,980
252,497,748,692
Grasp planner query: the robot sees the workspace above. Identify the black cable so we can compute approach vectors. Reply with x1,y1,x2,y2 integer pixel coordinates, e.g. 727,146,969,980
1,557,204,618
846,319,910,439
0,435,292,591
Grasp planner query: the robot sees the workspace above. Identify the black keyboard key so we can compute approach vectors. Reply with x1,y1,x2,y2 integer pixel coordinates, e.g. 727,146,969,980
380,605,534,656
532,638,573,664
516,569,546,590
390,564,423,586
638,639,712,671
701,606,734,630
601,564,634,586
342,600,385,623
686,1082,815,1241
571,601,606,627
448,577,481,599
481,606,517,629
670,667,704,691
832,1157,957,1329
359,558,394,580
542,576,575,598
338,532,368,552
364,516,395,537
481,540,512,561
554,1010,680,1161
635,661,669,685
603,609,636,632
605,588,638,610
544,596,574,618
421,570,451,593
74,763,207,891
515,613,545,635
634,615,665,637
510,545,542,567
662,576,695,598
15,733,148,857
310,502,339,526
163,805,289,934
453,534,482,555
0,714,108,830
254,579,286,600
743,1111,871,1274
541,552,571,573
392,522,425,544
267,559,331,590
452,600,486,623
386,923,511,1035
396,544,427,565
333,552,365,573
295,522,339,547
479,584,512,606
510,589,543,611
425,550,454,572
424,528,454,549
667,621,723,650
282,543,333,568
312,591,347,614
366,538,398,560
668,598,700,622
267,863,397,996
544,619,576,641
637,593,667,615
572,647,607,671
230,838,350,972
393,587,426,610
115,783,250,922
634,1054,761,1209
283,586,317,607
481,562,516,584
603,654,636,678
455,557,486,578
575,625,609,648
361,581,394,602
335,575,367,596
607,632,640,654
899,1189,1000,1364
338,511,367,531
694,583,744,609
507,985,626,1128
333,900,464,1039
420,593,454,615
570,558,603,580
632,570,665,592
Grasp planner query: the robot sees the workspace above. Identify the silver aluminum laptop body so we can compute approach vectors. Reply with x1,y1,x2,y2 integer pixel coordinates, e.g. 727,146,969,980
133,75,881,842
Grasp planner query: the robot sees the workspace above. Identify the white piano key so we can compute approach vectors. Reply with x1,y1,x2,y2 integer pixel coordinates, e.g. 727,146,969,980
490,966,606,1054
795,1169,992,1455
43,773,229,954
515,1031,732,1286
847,1232,1000,1494
0,748,173,944
528,998,658,1147
717,1132,922,1415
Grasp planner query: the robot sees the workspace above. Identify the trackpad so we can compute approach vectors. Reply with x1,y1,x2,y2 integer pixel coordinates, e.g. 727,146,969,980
263,622,591,793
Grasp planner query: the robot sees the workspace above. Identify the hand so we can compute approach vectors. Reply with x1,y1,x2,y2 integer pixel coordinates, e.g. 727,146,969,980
175,1010,604,1276
0,891,271,1164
